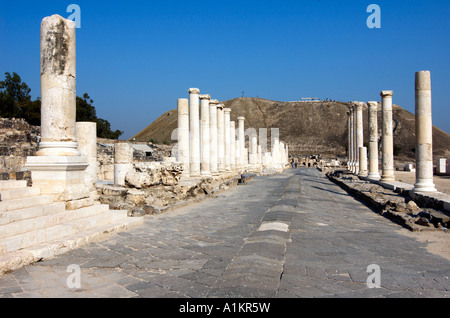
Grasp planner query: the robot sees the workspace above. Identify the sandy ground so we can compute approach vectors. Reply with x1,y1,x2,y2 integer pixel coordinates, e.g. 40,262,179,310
395,171,450,195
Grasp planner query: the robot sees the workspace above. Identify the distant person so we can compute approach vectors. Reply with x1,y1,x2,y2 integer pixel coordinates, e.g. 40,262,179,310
295,162,298,169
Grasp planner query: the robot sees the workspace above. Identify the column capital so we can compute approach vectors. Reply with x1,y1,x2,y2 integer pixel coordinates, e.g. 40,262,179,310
354,101,365,110
237,116,245,121
224,108,231,114
367,101,378,108
199,94,211,100
188,88,200,94
380,90,394,97
217,103,225,110
210,99,219,105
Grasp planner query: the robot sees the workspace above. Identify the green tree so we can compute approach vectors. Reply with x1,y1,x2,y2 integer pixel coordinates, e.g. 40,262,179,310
0,72,35,119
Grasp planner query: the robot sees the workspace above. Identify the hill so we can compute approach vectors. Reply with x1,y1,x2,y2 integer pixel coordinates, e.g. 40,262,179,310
130,97,450,161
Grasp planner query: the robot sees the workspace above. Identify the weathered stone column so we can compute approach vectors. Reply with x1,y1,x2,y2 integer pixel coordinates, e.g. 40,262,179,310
177,98,190,171
352,105,358,173
25,15,90,207
237,117,245,169
354,102,364,174
217,104,226,172
224,108,232,171
230,121,236,170
358,147,368,177
380,90,395,182
348,108,355,172
367,101,381,180
272,136,280,169
37,15,79,157
114,142,133,186
189,88,201,177
413,71,437,192
76,122,97,191
209,99,219,175
199,94,211,176
250,134,258,167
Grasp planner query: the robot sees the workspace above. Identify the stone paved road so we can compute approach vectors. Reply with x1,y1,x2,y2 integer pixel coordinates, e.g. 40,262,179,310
0,168,449,298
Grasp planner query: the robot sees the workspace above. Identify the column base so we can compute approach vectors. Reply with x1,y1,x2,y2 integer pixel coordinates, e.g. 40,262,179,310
367,173,381,181
37,141,80,156
413,181,437,193
25,155,90,204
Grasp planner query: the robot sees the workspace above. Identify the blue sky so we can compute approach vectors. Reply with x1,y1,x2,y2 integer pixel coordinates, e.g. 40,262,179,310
1,0,449,139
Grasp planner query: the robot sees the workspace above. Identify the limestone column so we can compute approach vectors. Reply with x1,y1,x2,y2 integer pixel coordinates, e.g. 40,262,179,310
348,108,355,172
177,98,190,171
413,71,437,192
76,122,97,192
209,99,219,175
114,142,133,186
354,102,364,174
199,94,211,176
217,104,226,172
25,15,90,207
358,147,368,177
224,108,232,171
37,15,79,157
230,121,236,170
257,145,262,167
250,134,258,166
367,101,381,180
380,91,395,182
237,117,245,169
272,136,280,169
189,88,201,177
352,105,358,173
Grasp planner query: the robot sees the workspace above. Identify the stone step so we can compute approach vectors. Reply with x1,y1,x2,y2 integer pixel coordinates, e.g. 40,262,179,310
0,180,28,191
0,195,55,213
0,187,40,201
0,204,110,239
0,202,66,226
0,212,144,276
0,208,129,255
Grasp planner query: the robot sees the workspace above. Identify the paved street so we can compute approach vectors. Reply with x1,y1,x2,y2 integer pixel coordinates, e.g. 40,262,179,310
0,168,449,298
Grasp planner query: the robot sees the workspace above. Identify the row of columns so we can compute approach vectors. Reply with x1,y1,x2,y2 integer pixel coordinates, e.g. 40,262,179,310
176,88,289,177
347,71,437,193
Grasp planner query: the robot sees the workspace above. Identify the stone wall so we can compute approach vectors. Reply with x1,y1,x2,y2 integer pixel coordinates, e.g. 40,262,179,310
0,118,40,173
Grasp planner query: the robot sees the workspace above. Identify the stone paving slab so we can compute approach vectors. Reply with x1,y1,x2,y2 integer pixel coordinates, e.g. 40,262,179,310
0,168,449,298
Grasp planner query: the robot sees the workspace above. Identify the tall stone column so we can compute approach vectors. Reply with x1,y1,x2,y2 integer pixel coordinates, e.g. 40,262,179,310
199,94,211,176
237,117,245,169
352,105,358,173
367,101,381,180
348,108,355,172
272,136,280,169
114,142,133,186
37,15,78,157
189,88,201,177
250,134,258,166
217,104,226,172
177,98,190,171
26,15,90,207
209,99,219,175
354,102,364,174
413,71,437,192
358,147,368,177
230,121,236,171
380,91,395,182
224,108,232,171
